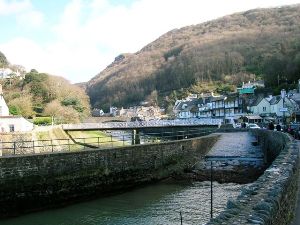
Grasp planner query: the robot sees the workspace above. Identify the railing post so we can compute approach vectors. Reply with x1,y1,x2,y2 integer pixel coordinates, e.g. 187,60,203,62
68,139,70,151
111,135,113,147
51,139,54,152
13,142,16,155
123,135,125,146
83,138,86,149
32,141,35,153
97,137,100,148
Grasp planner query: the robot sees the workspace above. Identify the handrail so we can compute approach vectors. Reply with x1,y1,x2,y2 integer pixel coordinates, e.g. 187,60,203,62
0,128,217,156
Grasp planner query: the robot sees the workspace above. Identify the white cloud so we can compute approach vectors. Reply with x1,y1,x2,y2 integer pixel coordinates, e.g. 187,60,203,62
0,0,44,28
1,0,300,83
16,10,44,28
0,0,31,15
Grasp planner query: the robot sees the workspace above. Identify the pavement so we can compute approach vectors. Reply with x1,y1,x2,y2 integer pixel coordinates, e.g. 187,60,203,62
207,132,263,158
290,141,300,225
195,132,264,171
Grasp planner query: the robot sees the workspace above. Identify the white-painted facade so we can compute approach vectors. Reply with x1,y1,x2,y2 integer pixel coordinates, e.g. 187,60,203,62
249,96,298,117
250,98,271,115
0,116,33,132
0,93,9,117
0,84,34,133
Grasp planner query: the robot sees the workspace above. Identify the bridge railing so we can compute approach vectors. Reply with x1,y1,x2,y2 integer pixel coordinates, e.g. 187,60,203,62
0,128,217,156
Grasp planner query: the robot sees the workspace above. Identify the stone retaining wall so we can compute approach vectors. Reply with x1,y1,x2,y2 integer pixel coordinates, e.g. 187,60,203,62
0,134,219,218
207,130,299,225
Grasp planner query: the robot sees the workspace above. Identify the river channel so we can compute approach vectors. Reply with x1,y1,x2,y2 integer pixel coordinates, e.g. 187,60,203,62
2,181,246,225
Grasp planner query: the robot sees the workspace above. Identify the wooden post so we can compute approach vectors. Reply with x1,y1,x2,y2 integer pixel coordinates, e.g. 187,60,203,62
51,139,54,152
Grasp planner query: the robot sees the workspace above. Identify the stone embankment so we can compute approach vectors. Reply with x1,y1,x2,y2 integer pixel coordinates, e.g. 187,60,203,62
207,130,299,225
0,134,219,218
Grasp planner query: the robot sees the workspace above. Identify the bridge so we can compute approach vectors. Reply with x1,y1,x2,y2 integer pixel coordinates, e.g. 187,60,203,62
62,118,223,145
62,118,223,131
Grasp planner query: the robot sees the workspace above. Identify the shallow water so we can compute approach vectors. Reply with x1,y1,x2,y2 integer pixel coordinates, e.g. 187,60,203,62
1,181,245,225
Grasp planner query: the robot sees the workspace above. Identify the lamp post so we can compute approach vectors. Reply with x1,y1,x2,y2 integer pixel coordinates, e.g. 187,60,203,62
223,97,227,124
281,89,286,128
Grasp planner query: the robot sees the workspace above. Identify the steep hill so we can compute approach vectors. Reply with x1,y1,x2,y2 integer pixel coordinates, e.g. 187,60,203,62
0,54,90,123
86,4,300,110
0,51,8,67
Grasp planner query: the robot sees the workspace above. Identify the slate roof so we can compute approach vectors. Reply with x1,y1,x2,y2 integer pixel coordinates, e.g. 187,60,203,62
173,98,204,112
269,96,281,105
249,96,264,107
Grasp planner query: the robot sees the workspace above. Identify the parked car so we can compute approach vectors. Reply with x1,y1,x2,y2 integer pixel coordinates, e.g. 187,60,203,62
234,123,241,128
247,123,260,129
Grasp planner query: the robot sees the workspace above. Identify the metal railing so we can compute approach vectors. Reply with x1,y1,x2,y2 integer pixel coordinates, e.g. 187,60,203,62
0,128,217,156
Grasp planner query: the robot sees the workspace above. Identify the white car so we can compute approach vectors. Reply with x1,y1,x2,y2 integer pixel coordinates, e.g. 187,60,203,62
234,123,241,128
247,123,260,129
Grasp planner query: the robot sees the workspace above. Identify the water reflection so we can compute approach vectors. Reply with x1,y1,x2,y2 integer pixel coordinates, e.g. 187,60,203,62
1,181,245,225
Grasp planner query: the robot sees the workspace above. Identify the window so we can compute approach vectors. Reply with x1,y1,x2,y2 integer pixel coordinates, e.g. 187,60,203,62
263,107,266,112
9,124,14,132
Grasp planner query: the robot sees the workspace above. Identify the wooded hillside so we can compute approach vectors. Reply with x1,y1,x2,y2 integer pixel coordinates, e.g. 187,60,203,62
86,5,300,110
1,69,90,123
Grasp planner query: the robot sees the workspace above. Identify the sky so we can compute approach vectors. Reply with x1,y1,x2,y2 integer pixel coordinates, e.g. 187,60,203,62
0,0,300,83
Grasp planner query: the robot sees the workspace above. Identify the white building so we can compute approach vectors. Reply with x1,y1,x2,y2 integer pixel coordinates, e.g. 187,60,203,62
249,97,271,115
249,95,298,118
0,85,33,132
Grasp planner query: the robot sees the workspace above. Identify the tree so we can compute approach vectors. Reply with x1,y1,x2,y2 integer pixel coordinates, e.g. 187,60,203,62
43,100,80,124
8,95,34,118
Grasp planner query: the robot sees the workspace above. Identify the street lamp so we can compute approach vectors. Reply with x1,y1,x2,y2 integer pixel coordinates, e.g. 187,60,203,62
223,97,227,124
281,89,286,128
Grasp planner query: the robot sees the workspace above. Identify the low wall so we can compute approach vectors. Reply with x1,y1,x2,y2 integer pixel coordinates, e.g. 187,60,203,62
207,130,299,225
0,134,219,218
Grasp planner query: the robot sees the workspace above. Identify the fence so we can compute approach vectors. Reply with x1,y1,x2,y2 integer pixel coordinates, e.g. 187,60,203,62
0,128,217,156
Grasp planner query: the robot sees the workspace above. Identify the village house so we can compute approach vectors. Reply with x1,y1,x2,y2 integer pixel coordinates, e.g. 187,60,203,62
0,85,33,132
248,94,299,123
0,68,24,80
237,80,265,95
174,93,245,123
173,94,203,119
118,106,163,120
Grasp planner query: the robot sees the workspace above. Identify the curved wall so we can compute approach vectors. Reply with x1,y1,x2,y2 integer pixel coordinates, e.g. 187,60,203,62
207,130,299,225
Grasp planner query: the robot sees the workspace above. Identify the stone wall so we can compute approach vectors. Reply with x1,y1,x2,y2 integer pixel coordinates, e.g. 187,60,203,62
0,134,219,217
207,130,299,225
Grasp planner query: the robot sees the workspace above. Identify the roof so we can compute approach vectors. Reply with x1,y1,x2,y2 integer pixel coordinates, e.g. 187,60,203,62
239,115,262,120
211,96,226,102
269,96,281,105
173,98,204,112
0,116,23,119
238,88,255,94
249,96,264,107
